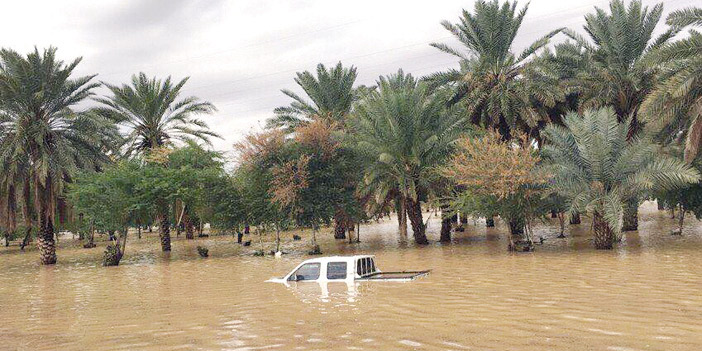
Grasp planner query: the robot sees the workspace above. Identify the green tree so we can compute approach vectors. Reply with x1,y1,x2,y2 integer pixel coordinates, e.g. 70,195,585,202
70,161,143,266
96,73,218,251
443,130,550,250
234,130,289,254
167,142,226,239
565,0,678,230
426,0,563,139
96,73,218,155
267,62,361,131
352,70,465,244
0,47,116,264
541,108,699,249
267,62,365,240
642,7,702,163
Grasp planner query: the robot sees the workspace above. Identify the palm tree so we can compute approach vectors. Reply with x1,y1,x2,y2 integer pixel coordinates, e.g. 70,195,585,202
0,47,116,264
96,73,218,251
267,62,365,239
266,62,362,132
566,0,676,134
96,72,218,156
352,70,465,244
542,108,699,249
642,7,702,163
426,0,564,140
565,0,678,230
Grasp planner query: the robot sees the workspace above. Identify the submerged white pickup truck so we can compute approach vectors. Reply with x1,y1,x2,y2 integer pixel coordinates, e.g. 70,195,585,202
267,255,430,283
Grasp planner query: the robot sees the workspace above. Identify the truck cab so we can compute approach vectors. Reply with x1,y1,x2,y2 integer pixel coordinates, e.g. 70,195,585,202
268,255,429,283
283,255,377,282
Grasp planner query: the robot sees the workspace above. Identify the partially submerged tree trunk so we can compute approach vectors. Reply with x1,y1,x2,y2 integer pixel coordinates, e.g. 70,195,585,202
440,216,452,243
37,215,56,264
275,220,282,253
158,213,171,252
557,212,566,238
508,217,524,236
593,211,615,249
569,212,581,225
308,225,322,255
4,184,17,247
20,227,32,251
507,216,530,251
36,178,57,265
622,200,639,231
673,205,685,235
103,227,127,266
406,198,428,245
397,197,408,237
83,222,96,248
485,216,495,227
184,213,194,240
440,205,452,243
333,212,346,239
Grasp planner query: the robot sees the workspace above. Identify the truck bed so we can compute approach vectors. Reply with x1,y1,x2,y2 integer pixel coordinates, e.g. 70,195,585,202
357,270,430,281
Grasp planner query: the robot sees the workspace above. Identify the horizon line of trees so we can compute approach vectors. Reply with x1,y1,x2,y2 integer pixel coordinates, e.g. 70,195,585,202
2,0,702,265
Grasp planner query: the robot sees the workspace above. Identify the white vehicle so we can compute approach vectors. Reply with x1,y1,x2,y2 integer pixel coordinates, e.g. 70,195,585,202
267,255,430,283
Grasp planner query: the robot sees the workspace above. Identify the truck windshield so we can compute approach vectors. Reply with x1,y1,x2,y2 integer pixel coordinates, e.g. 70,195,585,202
289,263,320,281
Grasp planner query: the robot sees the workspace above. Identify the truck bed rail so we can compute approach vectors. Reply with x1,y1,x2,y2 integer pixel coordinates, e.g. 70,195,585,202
357,270,430,281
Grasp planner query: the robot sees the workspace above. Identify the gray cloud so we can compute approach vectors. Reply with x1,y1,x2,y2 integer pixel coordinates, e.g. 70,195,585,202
1,0,697,153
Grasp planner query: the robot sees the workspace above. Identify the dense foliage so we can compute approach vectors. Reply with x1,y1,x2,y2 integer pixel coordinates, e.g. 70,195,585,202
3,1,702,265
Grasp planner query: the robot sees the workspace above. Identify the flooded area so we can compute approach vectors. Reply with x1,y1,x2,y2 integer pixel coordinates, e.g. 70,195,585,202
1,202,702,351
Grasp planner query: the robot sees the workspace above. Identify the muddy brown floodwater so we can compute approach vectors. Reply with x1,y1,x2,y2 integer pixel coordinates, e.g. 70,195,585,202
1,202,702,351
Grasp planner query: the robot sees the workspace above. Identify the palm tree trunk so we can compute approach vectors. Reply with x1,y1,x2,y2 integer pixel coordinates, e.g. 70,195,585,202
622,200,639,231
184,213,194,240
397,197,408,237
557,212,566,238
406,198,428,245
37,214,57,264
508,216,526,250
276,221,281,253
158,213,171,251
5,184,17,247
440,205,451,243
569,212,581,225
509,217,525,236
333,212,346,239
20,178,33,251
20,227,32,251
485,216,495,227
36,177,57,265
593,211,614,249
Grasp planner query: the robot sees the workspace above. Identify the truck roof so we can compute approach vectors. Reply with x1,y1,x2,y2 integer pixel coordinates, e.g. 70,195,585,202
298,255,375,264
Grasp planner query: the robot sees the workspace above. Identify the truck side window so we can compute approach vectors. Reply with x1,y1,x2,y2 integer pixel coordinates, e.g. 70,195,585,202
289,263,320,281
369,258,376,273
327,262,347,280
356,259,363,276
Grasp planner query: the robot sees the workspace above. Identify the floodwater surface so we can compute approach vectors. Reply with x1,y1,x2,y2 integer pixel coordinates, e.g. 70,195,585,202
1,202,701,350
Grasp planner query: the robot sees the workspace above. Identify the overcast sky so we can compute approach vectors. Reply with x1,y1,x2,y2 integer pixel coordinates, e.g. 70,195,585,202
0,0,696,155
